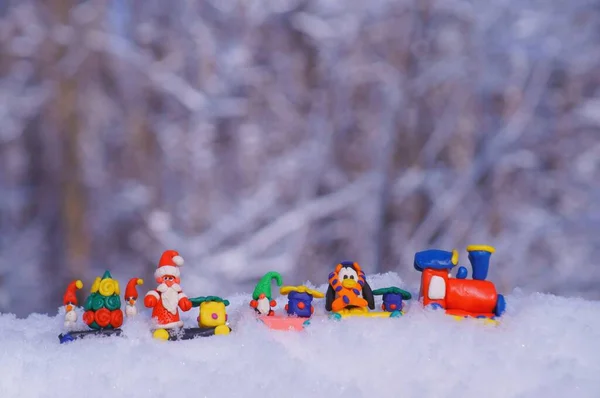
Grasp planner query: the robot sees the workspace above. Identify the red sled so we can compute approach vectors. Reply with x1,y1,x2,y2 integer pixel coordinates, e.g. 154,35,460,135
258,315,309,331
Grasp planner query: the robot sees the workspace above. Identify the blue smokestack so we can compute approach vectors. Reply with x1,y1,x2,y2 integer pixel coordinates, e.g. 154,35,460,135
467,245,495,281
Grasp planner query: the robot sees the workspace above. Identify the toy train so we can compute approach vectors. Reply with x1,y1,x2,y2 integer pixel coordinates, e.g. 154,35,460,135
58,245,507,342
414,245,506,320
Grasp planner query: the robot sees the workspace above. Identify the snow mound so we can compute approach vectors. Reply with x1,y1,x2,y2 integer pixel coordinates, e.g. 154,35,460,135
1,272,599,398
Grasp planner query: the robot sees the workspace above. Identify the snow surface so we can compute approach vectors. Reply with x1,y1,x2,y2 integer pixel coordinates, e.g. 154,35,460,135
1,272,600,398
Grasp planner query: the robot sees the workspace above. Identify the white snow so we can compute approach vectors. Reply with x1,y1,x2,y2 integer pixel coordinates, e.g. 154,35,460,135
1,272,599,398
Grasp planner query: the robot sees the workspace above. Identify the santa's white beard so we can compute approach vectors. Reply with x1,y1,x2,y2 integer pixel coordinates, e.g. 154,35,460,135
157,283,181,314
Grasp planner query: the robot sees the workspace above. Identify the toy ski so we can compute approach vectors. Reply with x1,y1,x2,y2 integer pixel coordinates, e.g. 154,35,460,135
151,326,226,341
59,328,123,343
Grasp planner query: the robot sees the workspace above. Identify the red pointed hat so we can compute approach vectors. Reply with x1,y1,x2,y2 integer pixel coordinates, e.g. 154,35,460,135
125,278,144,299
63,280,83,305
155,250,184,278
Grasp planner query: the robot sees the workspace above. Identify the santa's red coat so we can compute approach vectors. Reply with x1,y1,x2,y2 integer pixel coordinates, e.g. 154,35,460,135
144,289,190,329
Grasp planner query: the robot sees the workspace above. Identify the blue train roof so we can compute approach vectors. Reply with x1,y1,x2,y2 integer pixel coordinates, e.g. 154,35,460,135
414,249,458,271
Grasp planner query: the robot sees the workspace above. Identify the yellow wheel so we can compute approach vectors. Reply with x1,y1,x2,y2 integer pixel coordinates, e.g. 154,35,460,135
483,318,499,326
153,329,170,340
215,325,230,335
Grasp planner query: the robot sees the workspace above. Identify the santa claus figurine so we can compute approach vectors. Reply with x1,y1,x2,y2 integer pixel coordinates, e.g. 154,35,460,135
63,280,83,329
144,250,192,329
124,278,144,317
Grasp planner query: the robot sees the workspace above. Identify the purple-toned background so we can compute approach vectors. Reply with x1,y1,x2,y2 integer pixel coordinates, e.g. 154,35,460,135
1,0,599,317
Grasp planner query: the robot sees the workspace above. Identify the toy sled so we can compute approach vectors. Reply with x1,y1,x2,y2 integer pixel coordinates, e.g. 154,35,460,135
257,315,310,331
152,295,233,340
58,328,123,344
328,308,403,320
152,325,231,341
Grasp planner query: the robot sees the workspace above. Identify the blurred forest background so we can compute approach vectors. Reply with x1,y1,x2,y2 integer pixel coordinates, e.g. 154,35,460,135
1,0,599,317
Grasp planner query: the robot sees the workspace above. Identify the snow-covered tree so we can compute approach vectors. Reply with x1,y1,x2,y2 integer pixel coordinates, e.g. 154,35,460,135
0,0,598,316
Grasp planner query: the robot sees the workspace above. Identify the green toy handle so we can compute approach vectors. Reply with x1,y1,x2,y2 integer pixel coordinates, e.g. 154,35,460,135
189,296,230,307
372,286,412,300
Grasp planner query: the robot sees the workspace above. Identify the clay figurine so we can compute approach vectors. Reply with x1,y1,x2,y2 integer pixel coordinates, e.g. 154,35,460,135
144,250,193,339
62,280,83,329
249,271,283,316
372,287,411,315
281,285,324,318
124,278,144,317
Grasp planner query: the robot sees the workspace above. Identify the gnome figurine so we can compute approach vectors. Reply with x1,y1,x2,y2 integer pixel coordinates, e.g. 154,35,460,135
249,272,283,316
124,278,144,317
63,280,83,329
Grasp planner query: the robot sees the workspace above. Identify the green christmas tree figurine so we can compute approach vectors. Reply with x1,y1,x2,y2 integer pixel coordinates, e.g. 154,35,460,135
82,271,124,330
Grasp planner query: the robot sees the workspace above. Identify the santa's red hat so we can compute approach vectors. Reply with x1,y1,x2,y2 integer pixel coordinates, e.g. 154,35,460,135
63,280,83,305
155,250,184,278
125,278,144,299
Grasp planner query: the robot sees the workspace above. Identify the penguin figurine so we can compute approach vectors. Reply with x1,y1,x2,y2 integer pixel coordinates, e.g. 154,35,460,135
250,271,283,316
325,261,375,313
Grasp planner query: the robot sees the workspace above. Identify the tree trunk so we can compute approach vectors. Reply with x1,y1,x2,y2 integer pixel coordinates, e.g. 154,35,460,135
53,0,90,282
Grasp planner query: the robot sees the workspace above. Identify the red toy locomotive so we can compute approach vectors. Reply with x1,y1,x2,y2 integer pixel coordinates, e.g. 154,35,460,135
414,245,506,320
